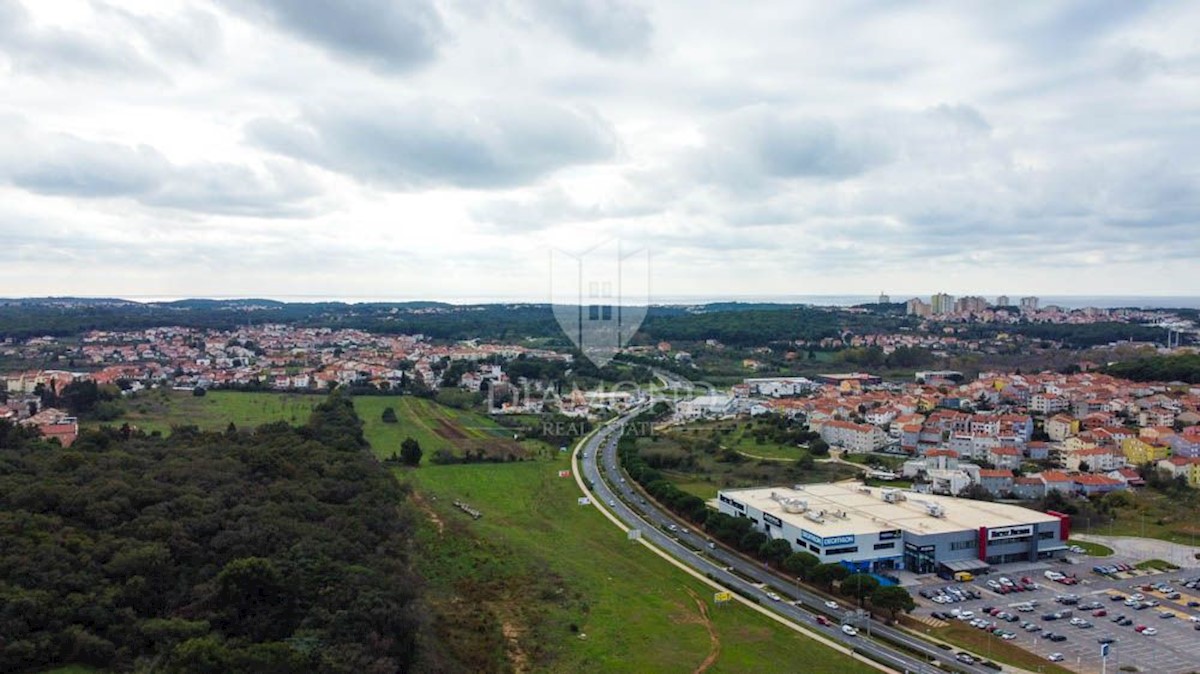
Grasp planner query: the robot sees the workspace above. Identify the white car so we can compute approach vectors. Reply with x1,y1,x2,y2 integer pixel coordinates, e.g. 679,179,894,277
765,592,781,602
1142,627,1158,636
825,601,839,610
1048,653,1065,662
841,624,858,636
957,610,974,620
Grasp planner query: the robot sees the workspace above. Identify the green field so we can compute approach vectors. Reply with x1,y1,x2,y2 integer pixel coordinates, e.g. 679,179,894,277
1067,539,1114,557
97,389,322,434
402,460,875,674
354,396,551,461
1135,558,1179,571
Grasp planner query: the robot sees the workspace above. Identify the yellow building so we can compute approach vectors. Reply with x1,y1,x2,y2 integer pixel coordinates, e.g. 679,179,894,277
1122,437,1170,465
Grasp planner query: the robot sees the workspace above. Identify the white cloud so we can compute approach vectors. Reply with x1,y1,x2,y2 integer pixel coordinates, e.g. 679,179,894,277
0,0,1197,299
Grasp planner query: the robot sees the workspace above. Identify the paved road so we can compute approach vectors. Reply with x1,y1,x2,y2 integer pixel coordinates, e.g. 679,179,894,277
575,408,999,674
1073,534,1200,569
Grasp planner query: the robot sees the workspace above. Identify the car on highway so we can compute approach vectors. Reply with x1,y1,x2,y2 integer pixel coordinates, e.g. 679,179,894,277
825,600,839,610
765,591,781,602
841,624,858,636
955,653,975,664
816,615,831,626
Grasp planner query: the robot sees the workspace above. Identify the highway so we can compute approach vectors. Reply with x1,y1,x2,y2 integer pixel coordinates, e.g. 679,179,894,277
575,408,999,674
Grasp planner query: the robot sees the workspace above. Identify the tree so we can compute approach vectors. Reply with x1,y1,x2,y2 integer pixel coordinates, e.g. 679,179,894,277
381,407,398,423
759,538,793,566
840,573,880,605
810,563,848,589
400,437,423,466
809,438,830,456
871,586,916,621
782,551,820,579
739,530,769,554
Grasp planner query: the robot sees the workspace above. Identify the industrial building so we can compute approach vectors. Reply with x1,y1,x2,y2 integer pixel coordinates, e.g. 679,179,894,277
716,483,1069,575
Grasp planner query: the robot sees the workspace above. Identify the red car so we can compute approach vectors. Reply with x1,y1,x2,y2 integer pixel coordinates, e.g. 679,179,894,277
816,616,831,626
1134,624,1147,633
1093,609,1107,617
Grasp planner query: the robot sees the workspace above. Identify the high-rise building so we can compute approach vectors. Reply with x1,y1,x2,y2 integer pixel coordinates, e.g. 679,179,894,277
996,295,1009,307
954,296,988,314
905,297,931,317
1020,296,1040,313
930,293,955,315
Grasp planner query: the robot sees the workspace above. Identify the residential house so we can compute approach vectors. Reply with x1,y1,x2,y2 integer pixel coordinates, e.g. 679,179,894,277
817,420,890,453
1121,437,1170,466
1107,468,1145,488
978,469,1014,496
1073,473,1125,496
1012,476,1046,500
1041,470,1074,494
1065,447,1125,473
1156,457,1200,488
1045,414,1079,442
987,446,1022,470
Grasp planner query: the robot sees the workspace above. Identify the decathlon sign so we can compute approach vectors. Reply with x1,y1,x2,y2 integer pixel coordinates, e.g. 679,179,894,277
801,529,855,547
987,525,1032,541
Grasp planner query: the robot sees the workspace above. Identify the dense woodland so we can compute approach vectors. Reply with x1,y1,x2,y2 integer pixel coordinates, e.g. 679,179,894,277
1105,353,1200,384
0,393,445,674
0,299,1172,353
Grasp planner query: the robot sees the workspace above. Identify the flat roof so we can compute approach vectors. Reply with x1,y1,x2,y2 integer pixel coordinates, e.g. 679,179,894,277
720,482,1059,538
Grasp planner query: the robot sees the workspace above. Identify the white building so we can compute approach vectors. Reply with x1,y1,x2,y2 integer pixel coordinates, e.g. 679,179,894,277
676,395,736,420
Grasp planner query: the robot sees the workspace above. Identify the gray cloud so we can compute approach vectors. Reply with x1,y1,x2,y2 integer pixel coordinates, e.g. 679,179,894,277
0,1,160,77
218,0,445,73
248,100,619,189
0,121,323,217
526,0,653,56
689,108,895,193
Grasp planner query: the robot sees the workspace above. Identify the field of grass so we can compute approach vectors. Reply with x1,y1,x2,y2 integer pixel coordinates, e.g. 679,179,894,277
1088,489,1200,546
402,460,876,674
930,622,1072,674
354,395,551,461
1068,539,1114,557
41,667,99,674
97,389,322,434
1135,558,1180,571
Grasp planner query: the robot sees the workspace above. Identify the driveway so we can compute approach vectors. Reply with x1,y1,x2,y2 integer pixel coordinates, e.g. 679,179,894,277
1073,533,1200,568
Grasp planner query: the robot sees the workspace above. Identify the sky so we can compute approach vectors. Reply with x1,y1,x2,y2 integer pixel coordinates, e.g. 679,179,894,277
1,0,1198,303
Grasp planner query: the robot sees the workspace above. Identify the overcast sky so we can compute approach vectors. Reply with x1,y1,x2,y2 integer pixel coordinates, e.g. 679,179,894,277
1,0,1198,302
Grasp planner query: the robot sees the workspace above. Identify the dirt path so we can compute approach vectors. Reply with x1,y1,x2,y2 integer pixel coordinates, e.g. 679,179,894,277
500,618,530,673
411,491,445,534
684,588,721,674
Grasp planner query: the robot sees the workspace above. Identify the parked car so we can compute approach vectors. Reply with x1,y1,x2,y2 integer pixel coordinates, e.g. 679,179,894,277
1048,653,1065,662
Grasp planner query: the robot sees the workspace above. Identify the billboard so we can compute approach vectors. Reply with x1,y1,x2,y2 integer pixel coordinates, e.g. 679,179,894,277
987,525,1033,541
763,513,783,527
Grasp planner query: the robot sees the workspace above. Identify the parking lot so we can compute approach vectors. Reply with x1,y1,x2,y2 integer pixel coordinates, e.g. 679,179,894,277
913,557,1200,673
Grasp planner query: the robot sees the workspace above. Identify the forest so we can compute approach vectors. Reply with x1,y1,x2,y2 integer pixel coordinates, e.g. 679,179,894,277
1105,353,1200,384
0,393,443,674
